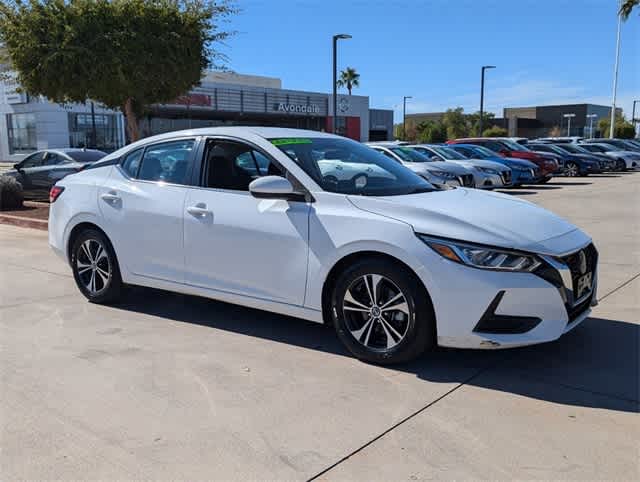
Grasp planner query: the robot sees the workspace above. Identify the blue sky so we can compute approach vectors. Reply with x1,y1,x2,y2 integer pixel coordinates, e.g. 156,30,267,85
222,0,638,122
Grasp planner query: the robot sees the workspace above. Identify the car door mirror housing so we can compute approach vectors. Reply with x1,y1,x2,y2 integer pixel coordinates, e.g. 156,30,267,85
249,175,305,201
13,162,23,170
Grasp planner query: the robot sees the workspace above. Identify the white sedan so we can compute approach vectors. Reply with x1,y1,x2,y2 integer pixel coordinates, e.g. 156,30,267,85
49,127,598,364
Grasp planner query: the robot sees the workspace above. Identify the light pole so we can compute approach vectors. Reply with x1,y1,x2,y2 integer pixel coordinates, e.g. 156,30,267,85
479,65,496,135
403,96,412,140
632,100,639,127
586,114,598,139
609,1,622,138
332,33,352,134
563,113,576,136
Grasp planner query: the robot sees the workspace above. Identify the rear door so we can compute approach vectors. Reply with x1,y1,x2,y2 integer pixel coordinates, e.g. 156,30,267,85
183,138,310,305
97,137,197,282
16,151,47,196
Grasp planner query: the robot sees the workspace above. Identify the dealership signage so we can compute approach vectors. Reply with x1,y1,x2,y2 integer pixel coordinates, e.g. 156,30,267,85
2,74,27,104
276,102,320,114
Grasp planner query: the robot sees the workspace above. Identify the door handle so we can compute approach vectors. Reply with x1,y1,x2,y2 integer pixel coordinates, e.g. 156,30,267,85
100,191,121,203
186,203,211,217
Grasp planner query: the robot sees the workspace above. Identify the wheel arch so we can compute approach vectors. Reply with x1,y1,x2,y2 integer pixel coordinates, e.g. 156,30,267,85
320,250,436,329
66,221,117,268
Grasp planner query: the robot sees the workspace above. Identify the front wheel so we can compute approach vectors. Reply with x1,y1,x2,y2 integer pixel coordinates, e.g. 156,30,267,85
565,162,580,177
71,229,123,304
331,258,436,364
615,159,626,171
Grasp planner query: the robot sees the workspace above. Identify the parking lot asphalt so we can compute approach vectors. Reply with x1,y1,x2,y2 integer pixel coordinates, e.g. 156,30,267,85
1,173,638,480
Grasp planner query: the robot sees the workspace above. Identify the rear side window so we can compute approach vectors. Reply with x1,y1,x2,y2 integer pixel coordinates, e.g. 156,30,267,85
121,149,144,178
138,139,195,184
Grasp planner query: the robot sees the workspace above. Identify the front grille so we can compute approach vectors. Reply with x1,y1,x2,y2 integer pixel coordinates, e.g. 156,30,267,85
501,170,512,184
460,174,474,187
561,243,598,297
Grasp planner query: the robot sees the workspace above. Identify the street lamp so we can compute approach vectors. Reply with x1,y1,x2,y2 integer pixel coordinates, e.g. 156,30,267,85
479,65,496,135
632,100,639,125
586,114,598,139
332,33,352,134
403,96,412,140
609,1,622,138
563,113,576,136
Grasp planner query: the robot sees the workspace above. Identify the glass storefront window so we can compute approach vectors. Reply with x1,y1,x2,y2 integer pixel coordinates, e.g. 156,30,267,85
7,113,37,154
68,112,123,152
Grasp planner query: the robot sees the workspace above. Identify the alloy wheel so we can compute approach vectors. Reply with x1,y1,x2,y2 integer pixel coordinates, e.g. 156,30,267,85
76,239,111,294
566,162,579,177
342,274,411,351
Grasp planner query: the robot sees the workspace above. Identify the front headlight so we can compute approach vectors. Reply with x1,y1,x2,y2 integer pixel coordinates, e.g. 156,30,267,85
417,235,542,272
429,170,456,179
475,167,498,174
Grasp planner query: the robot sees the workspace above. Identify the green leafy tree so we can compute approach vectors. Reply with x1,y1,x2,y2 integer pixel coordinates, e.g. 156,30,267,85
442,107,468,140
467,111,496,136
0,0,235,142
416,120,447,143
336,67,360,95
482,125,508,137
620,0,638,19
599,115,636,138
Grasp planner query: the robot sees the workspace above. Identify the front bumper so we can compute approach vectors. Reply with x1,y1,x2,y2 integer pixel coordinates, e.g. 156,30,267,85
510,168,538,185
475,170,511,189
413,237,598,350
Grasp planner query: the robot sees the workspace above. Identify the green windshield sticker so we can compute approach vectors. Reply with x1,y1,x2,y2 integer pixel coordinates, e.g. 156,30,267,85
270,138,312,146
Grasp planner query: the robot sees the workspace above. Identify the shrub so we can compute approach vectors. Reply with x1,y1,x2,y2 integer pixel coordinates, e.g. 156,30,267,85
482,126,508,137
0,175,24,210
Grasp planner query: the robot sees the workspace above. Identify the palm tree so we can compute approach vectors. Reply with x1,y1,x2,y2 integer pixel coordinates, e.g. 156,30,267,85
620,0,638,19
336,67,360,95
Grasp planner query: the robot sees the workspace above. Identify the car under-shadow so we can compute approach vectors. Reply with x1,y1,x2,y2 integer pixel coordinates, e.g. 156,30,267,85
496,190,537,196
112,286,639,414
545,181,593,186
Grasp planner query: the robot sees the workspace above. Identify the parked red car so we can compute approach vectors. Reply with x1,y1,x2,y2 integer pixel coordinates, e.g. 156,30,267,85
447,137,559,182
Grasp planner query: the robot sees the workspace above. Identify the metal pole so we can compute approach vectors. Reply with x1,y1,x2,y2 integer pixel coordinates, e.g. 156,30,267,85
567,116,571,137
90,101,97,149
332,36,337,134
403,97,406,140
479,68,485,135
632,100,638,124
590,117,594,139
610,1,622,138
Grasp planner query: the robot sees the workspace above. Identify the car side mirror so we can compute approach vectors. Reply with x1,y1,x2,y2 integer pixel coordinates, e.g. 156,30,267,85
13,162,23,171
249,175,305,201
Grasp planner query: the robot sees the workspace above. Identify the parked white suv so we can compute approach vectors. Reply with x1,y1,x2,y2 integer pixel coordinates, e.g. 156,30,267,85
49,127,598,364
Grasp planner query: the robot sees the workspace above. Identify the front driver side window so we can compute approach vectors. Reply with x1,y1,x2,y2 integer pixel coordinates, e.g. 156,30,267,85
205,140,283,191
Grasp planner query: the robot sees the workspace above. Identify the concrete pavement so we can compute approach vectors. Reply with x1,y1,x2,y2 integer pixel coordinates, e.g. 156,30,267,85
0,173,638,480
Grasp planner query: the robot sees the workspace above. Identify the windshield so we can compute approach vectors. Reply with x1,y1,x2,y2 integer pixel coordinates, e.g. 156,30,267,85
430,146,467,160
581,144,607,153
555,144,588,154
534,144,565,155
66,150,107,162
389,147,430,162
499,139,531,152
464,145,496,159
270,137,435,196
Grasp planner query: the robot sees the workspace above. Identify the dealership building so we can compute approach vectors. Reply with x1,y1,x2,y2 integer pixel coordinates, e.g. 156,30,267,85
0,71,394,162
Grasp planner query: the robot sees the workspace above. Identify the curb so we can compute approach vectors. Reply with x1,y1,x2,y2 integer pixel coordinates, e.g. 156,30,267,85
0,213,48,231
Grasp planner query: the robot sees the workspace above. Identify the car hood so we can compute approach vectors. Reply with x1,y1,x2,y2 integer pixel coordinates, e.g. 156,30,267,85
497,157,539,169
445,159,508,171
348,188,587,255
420,161,472,175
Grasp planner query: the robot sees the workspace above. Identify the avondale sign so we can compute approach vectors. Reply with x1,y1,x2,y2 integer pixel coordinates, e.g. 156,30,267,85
276,102,320,114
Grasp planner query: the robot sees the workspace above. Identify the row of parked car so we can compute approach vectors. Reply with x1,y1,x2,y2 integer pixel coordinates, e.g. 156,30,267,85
365,136,640,191
3,136,640,200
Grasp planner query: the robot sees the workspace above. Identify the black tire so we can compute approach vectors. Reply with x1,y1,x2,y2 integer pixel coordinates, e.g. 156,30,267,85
538,176,551,184
615,159,626,171
330,258,436,364
71,228,123,304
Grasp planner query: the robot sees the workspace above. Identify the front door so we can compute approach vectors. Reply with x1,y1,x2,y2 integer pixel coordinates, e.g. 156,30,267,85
183,138,310,306
97,138,197,282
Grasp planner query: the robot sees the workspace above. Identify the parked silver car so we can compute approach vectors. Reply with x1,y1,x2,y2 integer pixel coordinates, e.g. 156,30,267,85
367,143,475,188
410,145,512,189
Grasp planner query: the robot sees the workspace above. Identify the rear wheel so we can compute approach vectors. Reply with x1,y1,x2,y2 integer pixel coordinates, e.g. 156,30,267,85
615,159,626,171
71,229,123,304
331,258,435,364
